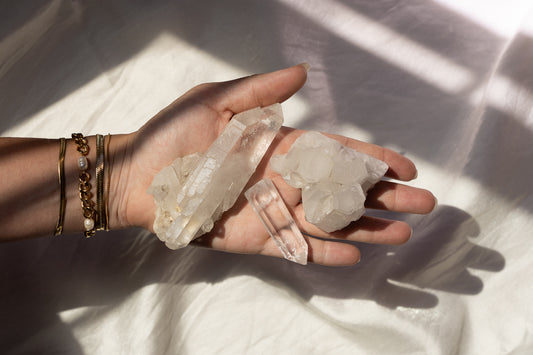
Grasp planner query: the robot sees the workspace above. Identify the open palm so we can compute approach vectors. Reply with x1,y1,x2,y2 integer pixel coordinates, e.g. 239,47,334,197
117,65,436,266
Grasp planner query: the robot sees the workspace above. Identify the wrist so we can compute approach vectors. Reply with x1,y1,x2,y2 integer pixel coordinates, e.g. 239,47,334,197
107,132,136,230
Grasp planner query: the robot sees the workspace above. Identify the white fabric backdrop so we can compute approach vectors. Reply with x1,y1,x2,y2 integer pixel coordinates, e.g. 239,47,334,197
1,0,532,354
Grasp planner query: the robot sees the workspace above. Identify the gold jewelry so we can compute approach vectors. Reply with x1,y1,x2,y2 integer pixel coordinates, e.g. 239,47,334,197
54,138,66,236
95,134,106,230
104,134,111,230
72,133,96,237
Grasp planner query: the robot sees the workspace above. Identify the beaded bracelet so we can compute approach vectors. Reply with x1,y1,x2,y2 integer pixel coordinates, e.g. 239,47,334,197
72,133,96,237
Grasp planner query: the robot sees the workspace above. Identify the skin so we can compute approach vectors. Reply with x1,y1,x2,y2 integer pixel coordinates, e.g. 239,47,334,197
0,64,436,266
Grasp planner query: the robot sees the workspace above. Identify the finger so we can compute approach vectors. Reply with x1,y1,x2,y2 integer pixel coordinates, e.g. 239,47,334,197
256,234,361,266
306,237,361,266
193,226,360,267
365,181,437,214
211,64,308,115
293,205,413,245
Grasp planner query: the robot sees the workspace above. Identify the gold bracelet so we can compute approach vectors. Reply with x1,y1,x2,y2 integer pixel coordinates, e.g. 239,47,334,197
72,133,96,238
95,134,106,231
54,138,66,236
104,134,111,230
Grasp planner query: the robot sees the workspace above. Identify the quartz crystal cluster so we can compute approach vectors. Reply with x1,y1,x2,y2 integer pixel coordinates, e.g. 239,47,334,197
270,131,389,232
148,104,283,249
245,179,308,265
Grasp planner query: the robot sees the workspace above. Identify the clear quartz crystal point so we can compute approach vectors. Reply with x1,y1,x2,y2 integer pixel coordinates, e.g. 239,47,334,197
161,104,284,249
245,179,308,265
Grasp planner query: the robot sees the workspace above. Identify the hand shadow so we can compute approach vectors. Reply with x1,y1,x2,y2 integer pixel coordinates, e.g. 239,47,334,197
294,206,505,308
387,205,504,291
138,204,506,311
153,204,505,311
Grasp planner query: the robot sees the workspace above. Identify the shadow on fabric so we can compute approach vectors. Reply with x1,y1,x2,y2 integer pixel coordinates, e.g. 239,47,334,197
244,205,504,309
0,204,505,351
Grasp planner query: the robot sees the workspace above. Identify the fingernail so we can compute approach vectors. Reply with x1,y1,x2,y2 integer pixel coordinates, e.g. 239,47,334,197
298,62,311,72
354,254,361,265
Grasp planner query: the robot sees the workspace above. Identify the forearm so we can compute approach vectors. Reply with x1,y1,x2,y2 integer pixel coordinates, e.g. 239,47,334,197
0,134,131,241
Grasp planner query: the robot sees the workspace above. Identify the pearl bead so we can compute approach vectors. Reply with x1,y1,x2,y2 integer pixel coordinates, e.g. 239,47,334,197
78,156,88,171
84,218,94,231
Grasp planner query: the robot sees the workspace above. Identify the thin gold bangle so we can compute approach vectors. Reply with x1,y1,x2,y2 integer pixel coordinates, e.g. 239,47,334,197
96,134,105,230
54,138,66,236
104,134,111,230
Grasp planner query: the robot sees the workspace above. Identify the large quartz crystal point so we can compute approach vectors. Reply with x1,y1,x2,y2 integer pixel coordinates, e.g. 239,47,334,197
270,131,388,232
148,104,284,249
245,179,308,265
147,153,203,236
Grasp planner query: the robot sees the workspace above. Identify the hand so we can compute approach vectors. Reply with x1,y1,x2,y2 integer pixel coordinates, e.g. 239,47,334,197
113,65,436,266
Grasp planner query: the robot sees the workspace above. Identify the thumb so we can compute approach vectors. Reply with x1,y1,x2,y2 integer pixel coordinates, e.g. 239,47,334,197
210,63,309,116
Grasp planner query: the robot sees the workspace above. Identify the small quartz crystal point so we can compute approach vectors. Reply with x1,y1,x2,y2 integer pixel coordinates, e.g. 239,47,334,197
270,131,389,232
148,104,284,249
245,179,308,265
